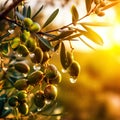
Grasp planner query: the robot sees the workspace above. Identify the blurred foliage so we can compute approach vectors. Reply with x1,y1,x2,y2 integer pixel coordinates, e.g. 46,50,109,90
0,0,120,120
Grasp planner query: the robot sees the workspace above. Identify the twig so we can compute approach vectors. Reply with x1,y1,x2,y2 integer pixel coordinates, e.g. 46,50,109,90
0,0,24,19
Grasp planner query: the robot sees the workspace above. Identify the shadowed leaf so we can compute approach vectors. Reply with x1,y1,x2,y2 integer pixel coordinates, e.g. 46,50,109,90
101,1,120,11
42,9,59,28
85,0,93,13
27,6,31,18
50,30,75,41
71,5,79,25
35,34,53,51
32,5,44,19
76,25,103,45
60,42,68,69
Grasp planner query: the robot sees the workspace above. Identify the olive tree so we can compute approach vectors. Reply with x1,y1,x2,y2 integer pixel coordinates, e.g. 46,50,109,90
0,0,119,119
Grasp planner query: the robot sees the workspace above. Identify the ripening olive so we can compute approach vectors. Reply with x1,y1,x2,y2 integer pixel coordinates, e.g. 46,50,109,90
31,47,43,63
20,30,30,42
44,84,57,101
42,52,50,64
11,37,21,49
30,22,41,32
67,61,80,77
46,64,58,79
17,44,29,57
24,17,33,27
27,71,43,85
17,90,27,103
14,62,30,73
25,37,36,52
34,91,45,108
8,96,19,107
49,71,62,84
94,0,100,4
18,102,29,115
14,79,28,90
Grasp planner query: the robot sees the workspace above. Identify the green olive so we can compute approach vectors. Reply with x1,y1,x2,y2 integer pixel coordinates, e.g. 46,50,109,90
25,37,36,52
30,22,41,32
14,79,28,90
20,30,30,42
17,44,29,57
8,96,19,107
31,47,43,63
67,61,80,77
27,71,43,85
11,37,21,49
17,90,27,103
24,17,33,27
49,71,62,84
14,62,30,73
46,64,58,79
18,102,29,115
34,91,45,108
44,84,57,101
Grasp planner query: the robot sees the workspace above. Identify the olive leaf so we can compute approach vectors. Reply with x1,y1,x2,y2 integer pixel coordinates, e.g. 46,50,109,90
80,22,111,27
32,5,44,19
50,30,75,41
27,6,31,18
0,43,10,56
15,11,25,20
76,24,103,45
101,1,120,11
85,0,93,13
23,6,27,17
71,5,79,25
60,42,72,70
35,34,54,51
42,9,59,28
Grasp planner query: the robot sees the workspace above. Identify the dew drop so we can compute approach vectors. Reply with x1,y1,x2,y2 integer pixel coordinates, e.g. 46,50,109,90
45,100,51,105
23,73,28,77
69,76,77,84
61,69,67,73
29,53,35,58
8,29,14,34
33,64,41,71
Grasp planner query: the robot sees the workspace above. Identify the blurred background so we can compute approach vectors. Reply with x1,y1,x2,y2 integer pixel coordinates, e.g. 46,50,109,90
1,0,120,120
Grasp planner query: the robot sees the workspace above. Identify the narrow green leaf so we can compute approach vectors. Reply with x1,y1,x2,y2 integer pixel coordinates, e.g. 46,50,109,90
63,33,82,40
27,6,31,18
71,5,79,25
42,9,59,28
80,22,112,27
85,0,93,13
32,5,44,19
76,25,103,45
15,11,25,20
60,42,68,69
50,30,75,41
101,1,120,11
35,34,53,51
23,6,27,17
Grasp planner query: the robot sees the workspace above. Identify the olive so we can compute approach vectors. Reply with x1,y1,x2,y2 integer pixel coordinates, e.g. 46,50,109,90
46,64,58,79
14,62,30,73
49,71,62,84
44,84,57,101
24,17,33,27
34,91,45,108
8,96,19,107
30,22,41,32
14,79,28,90
67,61,80,77
27,71,43,85
17,90,27,103
18,102,29,115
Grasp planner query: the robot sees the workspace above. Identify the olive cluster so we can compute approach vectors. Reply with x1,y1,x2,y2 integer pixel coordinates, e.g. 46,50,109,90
2,17,62,116
94,0,106,17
